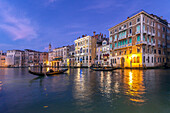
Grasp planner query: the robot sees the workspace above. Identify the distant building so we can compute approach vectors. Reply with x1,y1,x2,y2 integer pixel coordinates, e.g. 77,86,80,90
6,50,24,67
0,51,6,67
109,10,170,68
74,32,108,67
24,49,40,67
39,52,48,66
49,45,74,67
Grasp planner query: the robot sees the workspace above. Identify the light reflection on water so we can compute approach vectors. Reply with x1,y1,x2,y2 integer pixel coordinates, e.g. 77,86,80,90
122,69,146,103
0,68,170,113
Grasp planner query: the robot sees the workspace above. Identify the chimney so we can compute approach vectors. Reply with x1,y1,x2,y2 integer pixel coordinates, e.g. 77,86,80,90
93,31,96,36
104,34,106,38
160,16,163,19
127,17,129,19
82,35,85,37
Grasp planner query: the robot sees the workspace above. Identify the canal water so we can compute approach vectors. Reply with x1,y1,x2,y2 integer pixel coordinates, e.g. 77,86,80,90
0,68,170,113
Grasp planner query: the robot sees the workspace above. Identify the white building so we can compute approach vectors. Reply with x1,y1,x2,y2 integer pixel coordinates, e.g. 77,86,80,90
6,50,24,67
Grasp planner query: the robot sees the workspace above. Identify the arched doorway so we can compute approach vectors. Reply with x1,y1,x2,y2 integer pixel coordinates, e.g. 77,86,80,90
121,57,125,68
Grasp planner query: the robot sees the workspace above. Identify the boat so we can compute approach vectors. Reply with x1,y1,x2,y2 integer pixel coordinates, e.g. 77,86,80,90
90,67,115,71
28,69,68,76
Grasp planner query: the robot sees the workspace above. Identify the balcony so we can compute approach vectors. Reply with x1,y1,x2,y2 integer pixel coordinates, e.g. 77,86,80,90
147,42,151,46
143,30,147,34
136,41,147,45
128,33,132,37
135,31,140,35
114,45,127,50
118,35,126,40
127,43,132,47
151,43,156,46
114,38,117,42
148,31,151,35
152,32,155,36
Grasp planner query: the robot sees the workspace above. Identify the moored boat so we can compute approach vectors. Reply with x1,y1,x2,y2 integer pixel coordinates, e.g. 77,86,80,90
28,69,68,76
90,67,115,71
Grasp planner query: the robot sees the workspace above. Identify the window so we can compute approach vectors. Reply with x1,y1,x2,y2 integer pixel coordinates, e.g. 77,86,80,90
148,56,149,63
115,59,116,63
143,24,145,30
158,31,160,37
158,58,159,62
137,56,140,63
162,27,165,32
154,49,156,54
114,35,117,41
110,44,112,49
137,35,140,42
152,57,153,63
129,28,132,34
147,19,149,24
162,34,165,38
163,58,164,62
160,58,161,62
124,24,127,28
137,18,140,22
158,50,161,54
129,38,132,43
154,57,156,63
136,25,140,32
147,36,149,43
115,29,117,33
119,27,121,30
115,43,117,47
129,22,132,26
158,24,160,29
143,36,145,41
143,47,145,53
110,36,112,42
143,17,145,21
143,56,145,63
137,47,140,53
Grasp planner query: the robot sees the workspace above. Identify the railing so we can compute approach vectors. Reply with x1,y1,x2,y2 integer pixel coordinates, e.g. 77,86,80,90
148,31,151,35
128,33,132,37
136,41,147,45
135,31,140,35
152,32,155,36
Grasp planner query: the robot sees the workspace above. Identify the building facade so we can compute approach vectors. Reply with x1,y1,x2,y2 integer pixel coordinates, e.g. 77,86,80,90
49,45,74,67
24,49,40,67
109,10,170,68
0,51,6,67
6,50,24,67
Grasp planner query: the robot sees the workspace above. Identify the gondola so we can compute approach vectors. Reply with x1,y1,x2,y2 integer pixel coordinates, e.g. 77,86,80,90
28,69,68,76
90,67,115,71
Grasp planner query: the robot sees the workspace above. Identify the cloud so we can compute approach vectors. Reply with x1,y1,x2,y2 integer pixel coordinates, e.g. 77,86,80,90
0,1,38,40
82,0,124,12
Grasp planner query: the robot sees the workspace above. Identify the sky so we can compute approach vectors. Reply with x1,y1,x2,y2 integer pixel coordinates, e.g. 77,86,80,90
0,0,170,52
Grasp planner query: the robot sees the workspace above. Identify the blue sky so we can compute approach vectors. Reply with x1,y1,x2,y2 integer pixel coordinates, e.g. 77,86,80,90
0,0,170,52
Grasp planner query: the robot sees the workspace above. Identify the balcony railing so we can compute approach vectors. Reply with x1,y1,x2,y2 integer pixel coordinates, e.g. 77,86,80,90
128,33,132,37
143,30,147,34
118,35,126,40
136,41,147,45
148,31,151,35
135,31,140,35
152,32,155,36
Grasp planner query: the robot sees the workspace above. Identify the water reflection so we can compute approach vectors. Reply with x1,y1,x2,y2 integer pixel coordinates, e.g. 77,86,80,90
123,69,146,103
0,81,2,91
99,71,112,97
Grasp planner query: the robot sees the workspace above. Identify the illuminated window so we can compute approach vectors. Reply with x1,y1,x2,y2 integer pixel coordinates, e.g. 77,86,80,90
137,56,140,63
137,35,140,42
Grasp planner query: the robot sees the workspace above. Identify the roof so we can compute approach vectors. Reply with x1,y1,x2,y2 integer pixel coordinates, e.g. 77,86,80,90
108,10,169,31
